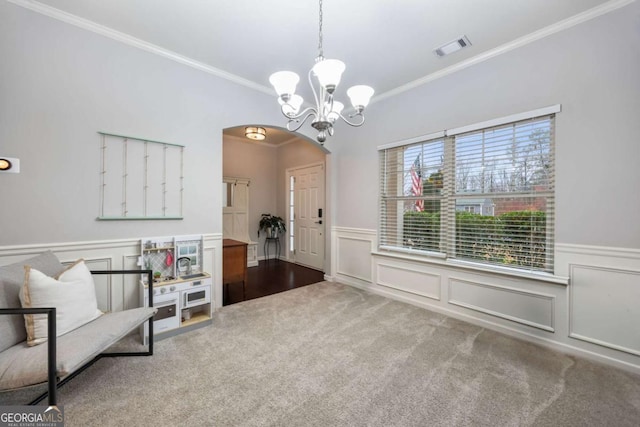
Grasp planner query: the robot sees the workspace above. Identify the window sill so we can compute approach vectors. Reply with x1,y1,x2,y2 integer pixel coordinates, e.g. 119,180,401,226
371,250,569,286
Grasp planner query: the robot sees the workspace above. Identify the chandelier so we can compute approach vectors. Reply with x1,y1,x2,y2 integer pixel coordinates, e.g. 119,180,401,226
269,0,374,144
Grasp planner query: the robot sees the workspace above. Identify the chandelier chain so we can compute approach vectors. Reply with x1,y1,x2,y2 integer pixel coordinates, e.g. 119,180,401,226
318,0,323,57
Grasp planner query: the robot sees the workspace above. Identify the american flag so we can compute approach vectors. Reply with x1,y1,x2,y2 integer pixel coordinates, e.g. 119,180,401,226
410,154,423,211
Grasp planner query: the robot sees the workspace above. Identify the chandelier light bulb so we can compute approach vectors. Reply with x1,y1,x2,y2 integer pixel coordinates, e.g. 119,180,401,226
347,85,375,111
312,59,345,93
269,71,300,97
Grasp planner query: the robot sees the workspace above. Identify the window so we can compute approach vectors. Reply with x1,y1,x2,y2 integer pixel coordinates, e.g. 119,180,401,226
379,107,557,274
379,135,445,255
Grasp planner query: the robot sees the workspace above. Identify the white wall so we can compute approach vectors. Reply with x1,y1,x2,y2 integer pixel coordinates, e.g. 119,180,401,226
0,2,294,308
0,2,283,246
326,3,640,373
326,2,640,249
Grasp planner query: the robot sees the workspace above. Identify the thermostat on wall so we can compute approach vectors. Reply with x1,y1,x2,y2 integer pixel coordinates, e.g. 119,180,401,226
0,157,20,174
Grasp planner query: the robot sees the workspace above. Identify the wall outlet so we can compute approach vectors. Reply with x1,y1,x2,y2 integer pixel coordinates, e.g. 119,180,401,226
0,157,20,174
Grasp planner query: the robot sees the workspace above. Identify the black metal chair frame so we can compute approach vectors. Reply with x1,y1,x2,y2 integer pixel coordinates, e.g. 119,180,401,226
0,269,154,406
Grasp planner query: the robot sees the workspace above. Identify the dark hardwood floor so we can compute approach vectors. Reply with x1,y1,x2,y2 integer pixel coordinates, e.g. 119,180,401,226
223,260,325,306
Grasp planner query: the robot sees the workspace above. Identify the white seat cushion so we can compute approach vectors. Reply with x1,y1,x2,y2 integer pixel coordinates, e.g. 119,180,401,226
0,307,156,391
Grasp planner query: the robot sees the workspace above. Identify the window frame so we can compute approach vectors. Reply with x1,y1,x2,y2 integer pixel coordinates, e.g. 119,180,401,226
377,105,562,281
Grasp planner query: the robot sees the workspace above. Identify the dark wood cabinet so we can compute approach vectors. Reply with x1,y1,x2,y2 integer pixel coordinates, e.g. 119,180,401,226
223,239,248,300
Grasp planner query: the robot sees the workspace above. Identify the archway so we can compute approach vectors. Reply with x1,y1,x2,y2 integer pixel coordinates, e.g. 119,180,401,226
221,124,331,273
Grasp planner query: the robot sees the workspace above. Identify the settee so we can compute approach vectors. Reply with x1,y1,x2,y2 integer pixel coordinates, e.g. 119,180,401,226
0,251,156,405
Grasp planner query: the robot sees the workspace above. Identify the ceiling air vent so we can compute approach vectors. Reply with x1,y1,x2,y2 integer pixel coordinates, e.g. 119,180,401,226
434,35,472,57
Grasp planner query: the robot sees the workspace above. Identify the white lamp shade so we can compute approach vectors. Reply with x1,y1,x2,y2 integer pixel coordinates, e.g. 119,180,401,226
269,71,300,96
327,101,344,122
312,59,346,90
279,94,304,115
347,85,374,108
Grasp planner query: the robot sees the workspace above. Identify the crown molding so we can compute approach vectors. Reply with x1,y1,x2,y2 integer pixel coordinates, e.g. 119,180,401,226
7,0,274,96
372,0,636,104
9,0,636,104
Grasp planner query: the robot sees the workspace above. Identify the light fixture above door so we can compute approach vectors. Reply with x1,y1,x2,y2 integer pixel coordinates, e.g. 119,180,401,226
245,126,266,141
269,0,374,144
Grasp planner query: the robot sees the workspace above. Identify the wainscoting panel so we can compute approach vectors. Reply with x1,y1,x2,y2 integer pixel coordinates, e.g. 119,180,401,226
569,264,640,356
80,257,113,313
123,254,143,310
332,227,376,284
0,233,223,312
448,278,555,332
556,244,640,361
203,234,223,309
377,262,441,300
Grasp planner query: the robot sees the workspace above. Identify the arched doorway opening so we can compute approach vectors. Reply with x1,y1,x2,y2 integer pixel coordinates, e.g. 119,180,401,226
221,124,330,304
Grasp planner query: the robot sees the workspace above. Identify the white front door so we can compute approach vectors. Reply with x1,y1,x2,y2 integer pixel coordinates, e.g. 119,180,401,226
290,163,325,271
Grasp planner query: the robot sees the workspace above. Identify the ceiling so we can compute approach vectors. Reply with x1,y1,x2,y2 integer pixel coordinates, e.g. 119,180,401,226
22,0,626,144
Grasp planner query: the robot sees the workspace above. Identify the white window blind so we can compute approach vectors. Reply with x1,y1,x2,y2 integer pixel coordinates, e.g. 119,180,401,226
450,115,555,272
379,136,445,255
379,110,556,274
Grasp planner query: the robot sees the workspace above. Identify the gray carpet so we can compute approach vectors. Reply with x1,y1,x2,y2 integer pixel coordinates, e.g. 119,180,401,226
3,281,640,426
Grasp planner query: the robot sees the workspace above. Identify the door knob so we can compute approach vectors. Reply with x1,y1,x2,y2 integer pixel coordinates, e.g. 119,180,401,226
315,220,323,224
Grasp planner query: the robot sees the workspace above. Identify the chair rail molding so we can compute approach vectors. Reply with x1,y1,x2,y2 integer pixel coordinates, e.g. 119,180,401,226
555,243,640,272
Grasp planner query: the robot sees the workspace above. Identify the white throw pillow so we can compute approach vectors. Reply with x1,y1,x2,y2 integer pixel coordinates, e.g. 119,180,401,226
20,259,103,346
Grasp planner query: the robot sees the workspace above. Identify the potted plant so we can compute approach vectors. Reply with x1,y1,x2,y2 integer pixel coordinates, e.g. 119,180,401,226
258,213,286,238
